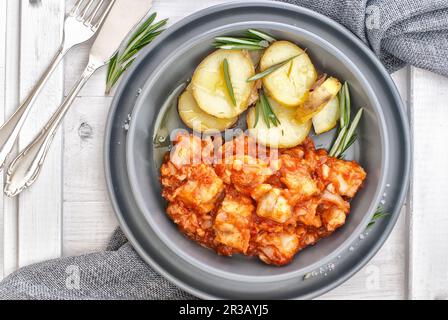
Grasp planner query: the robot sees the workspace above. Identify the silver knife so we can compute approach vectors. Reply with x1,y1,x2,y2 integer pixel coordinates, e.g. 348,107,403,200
4,0,153,197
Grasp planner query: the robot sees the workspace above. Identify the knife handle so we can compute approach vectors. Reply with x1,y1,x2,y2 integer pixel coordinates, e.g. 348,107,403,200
4,56,103,197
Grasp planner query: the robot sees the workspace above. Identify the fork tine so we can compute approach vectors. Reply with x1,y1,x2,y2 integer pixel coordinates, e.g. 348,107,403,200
92,0,116,31
85,0,105,26
69,0,87,16
79,0,96,20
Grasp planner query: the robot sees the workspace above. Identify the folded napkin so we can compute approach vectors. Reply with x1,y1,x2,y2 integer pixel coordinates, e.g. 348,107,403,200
280,0,448,76
0,229,194,299
1,0,447,300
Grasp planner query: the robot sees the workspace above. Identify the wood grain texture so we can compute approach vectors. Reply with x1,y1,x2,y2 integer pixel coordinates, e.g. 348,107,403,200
0,1,4,71
62,96,117,255
62,201,117,256
0,0,20,279
63,96,113,203
0,0,6,280
408,67,448,300
17,0,64,267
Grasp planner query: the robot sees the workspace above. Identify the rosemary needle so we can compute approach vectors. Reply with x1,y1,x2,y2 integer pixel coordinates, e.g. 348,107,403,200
223,58,237,106
254,100,261,127
367,206,389,229
214,29,276,50
329,82,363,158
105,13,168,93
254,91,281,128
247,54,302,82
247,29,276,43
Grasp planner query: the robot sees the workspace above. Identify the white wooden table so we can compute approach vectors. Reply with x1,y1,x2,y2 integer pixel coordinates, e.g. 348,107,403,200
0,0,447,300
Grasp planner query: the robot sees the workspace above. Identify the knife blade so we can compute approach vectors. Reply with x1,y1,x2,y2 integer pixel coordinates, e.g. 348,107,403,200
91,0,153,64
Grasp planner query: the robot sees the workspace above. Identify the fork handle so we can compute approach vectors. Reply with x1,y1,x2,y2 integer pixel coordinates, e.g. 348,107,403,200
0,46,67,171
4,56,103,197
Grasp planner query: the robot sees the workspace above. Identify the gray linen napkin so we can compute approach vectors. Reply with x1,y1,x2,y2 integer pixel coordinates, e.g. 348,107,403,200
280,0,448,76
1,0,447,300
0,229,194,299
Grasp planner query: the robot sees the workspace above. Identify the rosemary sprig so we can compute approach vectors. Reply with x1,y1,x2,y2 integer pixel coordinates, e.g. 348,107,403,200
341,80,351,127
246,54,302,82
263,93,281,127
222,58,236,106
213,29,276,50
254,91,281,128
105,13,168,93
328,82,363,158
367,206,389,229
328,127,347,156
247,29,276,43
215,37,269,47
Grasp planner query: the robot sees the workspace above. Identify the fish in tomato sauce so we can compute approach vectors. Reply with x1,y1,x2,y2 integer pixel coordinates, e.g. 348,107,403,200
160,133,366,266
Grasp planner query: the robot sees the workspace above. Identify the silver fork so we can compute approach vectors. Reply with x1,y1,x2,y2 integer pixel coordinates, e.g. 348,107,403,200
0,0,114,170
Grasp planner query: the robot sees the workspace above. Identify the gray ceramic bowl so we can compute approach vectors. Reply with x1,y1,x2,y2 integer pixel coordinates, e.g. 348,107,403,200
105,1,410,299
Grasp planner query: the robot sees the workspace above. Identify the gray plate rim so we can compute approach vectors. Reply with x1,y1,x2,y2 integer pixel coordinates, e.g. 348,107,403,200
104,0,411,299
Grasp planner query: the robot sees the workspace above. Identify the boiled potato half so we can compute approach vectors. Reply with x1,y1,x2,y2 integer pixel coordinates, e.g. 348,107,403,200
191,49,255,119
247,97,312,148
260,41,317,107
178,87,238,132
312,96,340,134
296,77,341,123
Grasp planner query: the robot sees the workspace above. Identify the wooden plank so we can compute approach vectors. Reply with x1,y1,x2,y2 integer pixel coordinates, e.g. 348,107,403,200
63,96,112,202
152,0,228,23
17,0,64,267
0,0,20,279
62,96,117,255
0,0,6,280
62,201,117,256
0,1,4,69
408,67,448,300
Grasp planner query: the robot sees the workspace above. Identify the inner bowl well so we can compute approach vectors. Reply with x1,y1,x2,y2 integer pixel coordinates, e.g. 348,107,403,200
126,22,386,279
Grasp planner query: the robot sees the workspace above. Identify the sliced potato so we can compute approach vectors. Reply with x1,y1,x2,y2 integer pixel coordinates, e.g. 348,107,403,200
260,41,317,107
247,97,312,148
191,49,255,119
312,96,340,134
296,77,341,123
178,88,237,132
